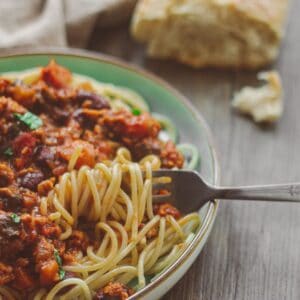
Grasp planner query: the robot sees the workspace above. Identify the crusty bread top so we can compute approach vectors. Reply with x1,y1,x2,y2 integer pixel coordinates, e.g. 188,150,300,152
215,0,288,34
131,0,289,69
132,0,289,40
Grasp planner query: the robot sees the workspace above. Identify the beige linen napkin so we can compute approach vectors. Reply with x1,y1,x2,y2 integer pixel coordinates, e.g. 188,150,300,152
0,0,135,49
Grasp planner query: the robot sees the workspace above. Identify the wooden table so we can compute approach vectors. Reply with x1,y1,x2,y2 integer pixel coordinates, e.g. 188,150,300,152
89,1,300,298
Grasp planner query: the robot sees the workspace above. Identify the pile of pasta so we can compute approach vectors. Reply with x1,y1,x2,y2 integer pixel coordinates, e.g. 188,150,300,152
34,148,200,299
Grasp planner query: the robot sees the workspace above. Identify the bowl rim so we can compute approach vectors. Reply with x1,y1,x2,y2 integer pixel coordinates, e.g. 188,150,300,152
0,47,221,298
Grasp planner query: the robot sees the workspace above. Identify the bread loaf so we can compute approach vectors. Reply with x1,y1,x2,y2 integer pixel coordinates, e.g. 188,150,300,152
131,0,289,69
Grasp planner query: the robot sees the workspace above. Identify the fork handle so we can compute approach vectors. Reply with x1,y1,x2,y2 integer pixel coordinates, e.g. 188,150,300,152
215,183,300,202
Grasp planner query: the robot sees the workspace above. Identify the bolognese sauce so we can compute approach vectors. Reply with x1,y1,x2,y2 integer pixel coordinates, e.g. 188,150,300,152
0,61,183,298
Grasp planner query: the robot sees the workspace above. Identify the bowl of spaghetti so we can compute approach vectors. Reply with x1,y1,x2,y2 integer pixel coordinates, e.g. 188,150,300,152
0,49,219,300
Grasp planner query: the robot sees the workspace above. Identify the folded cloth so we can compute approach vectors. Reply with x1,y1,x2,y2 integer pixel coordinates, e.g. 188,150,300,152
0,0,135,49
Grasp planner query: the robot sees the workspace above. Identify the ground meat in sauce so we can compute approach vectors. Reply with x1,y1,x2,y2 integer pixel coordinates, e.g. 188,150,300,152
0,210,23,260
0,162,14,187
0,262,15,285
19,170,44,191
66,230,90,253
0,187,23,211
101,110,161,141
153,202,181,219
34,237,59,286
13,258,36,290
94,282,134,300
100,110,183,168
0,60,184,296
41,60,72,89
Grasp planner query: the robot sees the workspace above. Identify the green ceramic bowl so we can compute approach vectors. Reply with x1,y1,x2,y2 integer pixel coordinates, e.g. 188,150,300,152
0,48,220,300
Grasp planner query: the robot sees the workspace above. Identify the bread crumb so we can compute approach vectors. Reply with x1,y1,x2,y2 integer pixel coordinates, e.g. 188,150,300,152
232,71,283,123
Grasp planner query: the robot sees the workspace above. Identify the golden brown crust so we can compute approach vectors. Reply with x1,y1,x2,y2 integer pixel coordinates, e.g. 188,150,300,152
131,0,290,69
228,0,288,34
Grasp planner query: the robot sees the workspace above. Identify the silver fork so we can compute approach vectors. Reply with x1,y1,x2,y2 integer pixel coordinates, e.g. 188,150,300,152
152,170,300,214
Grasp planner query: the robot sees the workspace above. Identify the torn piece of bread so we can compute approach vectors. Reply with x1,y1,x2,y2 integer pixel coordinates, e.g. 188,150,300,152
131,0,289,69
232,71,283,123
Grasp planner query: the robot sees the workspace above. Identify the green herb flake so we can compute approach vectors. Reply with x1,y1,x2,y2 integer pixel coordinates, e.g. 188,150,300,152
54,249,65,280
11,213,20,224
4,147,13,157
132,108,141,116
54,249,62,266
58,269,66,280
128,275,152,290
14,112,43,130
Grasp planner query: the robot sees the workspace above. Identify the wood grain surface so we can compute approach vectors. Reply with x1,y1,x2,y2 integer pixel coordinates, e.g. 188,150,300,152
89,1,300,299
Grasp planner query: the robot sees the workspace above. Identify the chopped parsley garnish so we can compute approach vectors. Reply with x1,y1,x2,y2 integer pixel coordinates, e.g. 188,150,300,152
3,147,13,157
54,249,65,280
54,249,62,266
128,274,152,290
132,108,141,116
11,213,20,224
14,112,43,130
58,269,66,280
